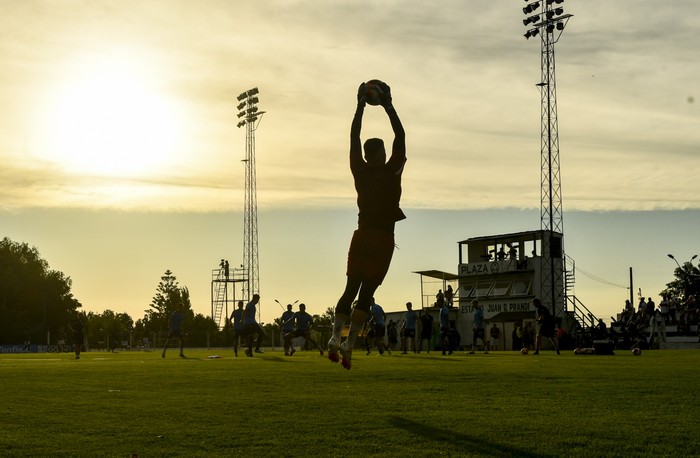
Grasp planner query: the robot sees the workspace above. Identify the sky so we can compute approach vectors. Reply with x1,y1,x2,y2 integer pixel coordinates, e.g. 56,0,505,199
1,1,699,326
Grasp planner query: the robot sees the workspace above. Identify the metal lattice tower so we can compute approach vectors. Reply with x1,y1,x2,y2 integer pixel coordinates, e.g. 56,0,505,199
523,1,572,315
236,87,264,319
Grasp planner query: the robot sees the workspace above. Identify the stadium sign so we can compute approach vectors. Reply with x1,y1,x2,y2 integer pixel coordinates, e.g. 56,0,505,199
461,300,535,320
0,345,35,353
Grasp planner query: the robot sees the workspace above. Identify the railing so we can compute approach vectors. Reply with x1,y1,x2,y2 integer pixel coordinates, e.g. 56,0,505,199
566,295,597,330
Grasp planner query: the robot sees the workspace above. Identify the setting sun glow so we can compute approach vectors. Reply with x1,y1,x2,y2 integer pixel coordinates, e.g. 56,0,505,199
42,53,183,177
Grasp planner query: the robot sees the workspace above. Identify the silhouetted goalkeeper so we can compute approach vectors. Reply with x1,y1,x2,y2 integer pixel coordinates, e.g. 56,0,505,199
327,80,406,370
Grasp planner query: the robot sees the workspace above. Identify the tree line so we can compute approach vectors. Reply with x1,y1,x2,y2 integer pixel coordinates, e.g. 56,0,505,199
0,237,336,350
0,237,218,348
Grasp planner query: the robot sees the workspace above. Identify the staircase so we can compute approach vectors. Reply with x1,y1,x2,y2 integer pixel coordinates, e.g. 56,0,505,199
211,268,228,329
564,254,599,332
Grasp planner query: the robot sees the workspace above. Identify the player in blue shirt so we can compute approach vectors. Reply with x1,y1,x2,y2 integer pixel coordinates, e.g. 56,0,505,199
369,301,389,355
283,303,324,356
401,301,419,354
534,297,560,355
280,303,295,356
242,294,261,357
162,303,186,359
230,301,245,357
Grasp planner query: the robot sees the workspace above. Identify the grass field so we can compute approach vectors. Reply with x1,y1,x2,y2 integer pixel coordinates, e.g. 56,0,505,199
1,348,699,457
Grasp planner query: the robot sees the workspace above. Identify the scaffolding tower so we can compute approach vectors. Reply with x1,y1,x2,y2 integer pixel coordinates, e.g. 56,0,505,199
211,262,247,329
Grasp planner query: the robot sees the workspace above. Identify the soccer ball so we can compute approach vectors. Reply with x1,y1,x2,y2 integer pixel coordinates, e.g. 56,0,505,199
520,347,529,355
364,79,385,106
632,348,641,356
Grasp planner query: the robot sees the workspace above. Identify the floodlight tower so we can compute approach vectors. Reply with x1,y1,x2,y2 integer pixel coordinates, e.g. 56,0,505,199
236,87,264,318
522,0,572,316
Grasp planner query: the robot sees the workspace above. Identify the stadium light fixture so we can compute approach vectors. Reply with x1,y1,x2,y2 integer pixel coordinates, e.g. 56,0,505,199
524,28,540,39
667,254,682,270
236,87,265,129
523,15,540,26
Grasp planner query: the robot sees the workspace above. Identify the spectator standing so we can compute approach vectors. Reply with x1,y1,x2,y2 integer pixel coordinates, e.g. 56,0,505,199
512,322,523,351
435,289,445,308
439,301,451,355
489,323,501,351
419,310,434,353
445,285,454,308
659,296,669,324
468,300,487,354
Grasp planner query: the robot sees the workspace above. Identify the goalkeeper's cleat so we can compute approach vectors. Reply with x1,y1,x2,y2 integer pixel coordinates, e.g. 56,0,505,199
327,337,340,363
340,342,352,370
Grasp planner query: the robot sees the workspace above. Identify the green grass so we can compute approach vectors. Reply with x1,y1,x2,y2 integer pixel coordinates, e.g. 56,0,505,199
1,348,699,457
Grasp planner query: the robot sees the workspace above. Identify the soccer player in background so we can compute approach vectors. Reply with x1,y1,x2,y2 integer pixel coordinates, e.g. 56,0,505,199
401,301,419,354
242,294,261,357
230,300,245,357
280,303,295,356
70,312,85,360
369,300,388,356
533,297,560,355
162,303,185,358
327,80,406,370
283,303,324,356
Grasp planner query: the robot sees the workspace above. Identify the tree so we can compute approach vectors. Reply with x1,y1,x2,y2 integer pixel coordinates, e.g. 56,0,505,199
187,313,221,347
142,270,192,333
660,260,700,303
0,237,82,344
85,310,135,350
318,307,334,327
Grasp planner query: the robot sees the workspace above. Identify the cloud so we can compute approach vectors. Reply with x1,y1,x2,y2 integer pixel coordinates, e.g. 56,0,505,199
1,1,699,213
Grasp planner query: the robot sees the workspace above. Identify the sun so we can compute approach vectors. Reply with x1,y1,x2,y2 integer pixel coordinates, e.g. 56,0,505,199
42,53,184,177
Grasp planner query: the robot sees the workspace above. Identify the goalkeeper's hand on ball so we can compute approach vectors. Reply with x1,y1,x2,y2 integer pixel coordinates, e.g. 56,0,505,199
378,81,392,107
357,82,367,107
